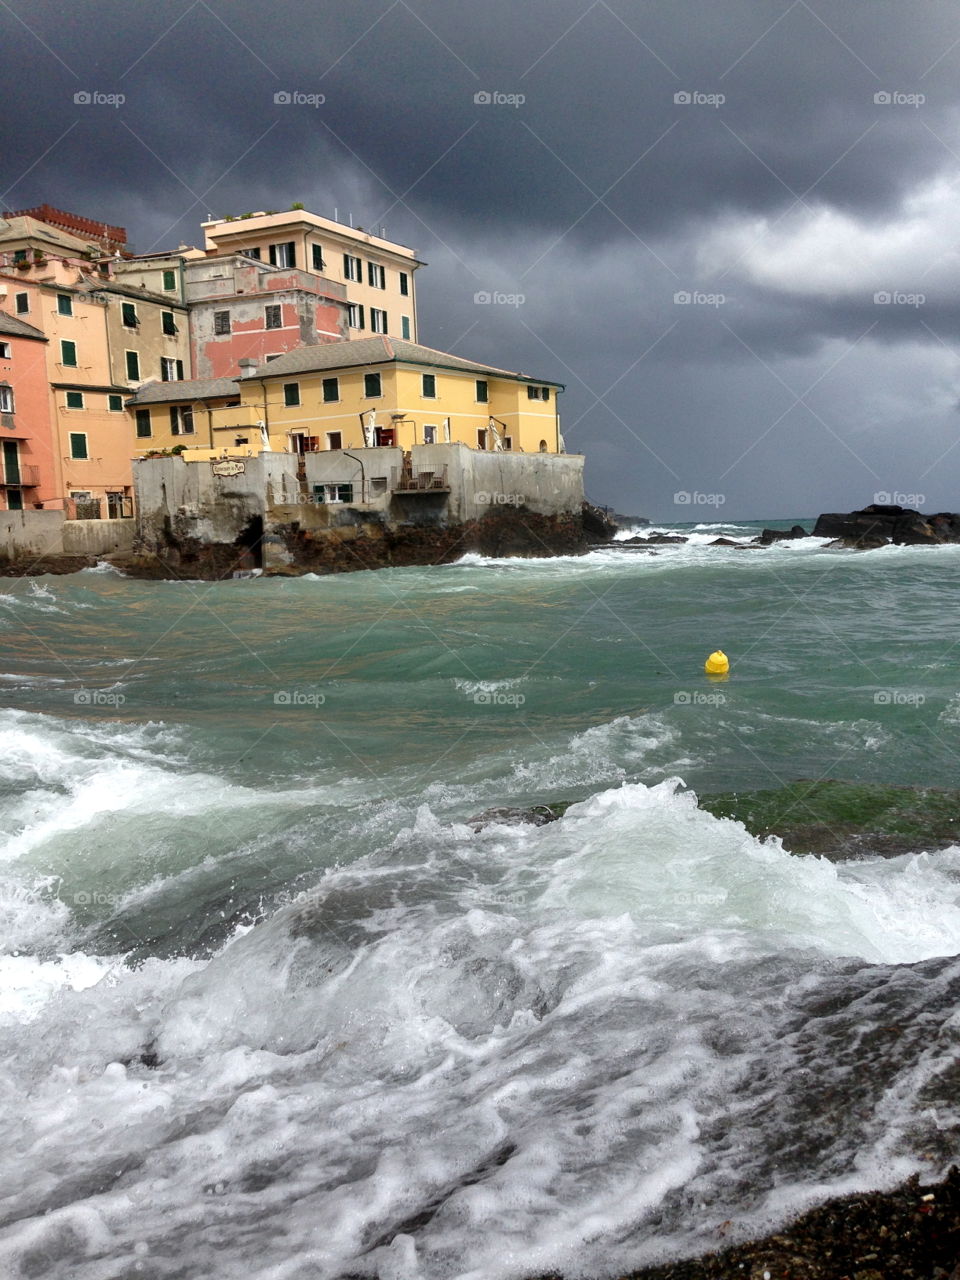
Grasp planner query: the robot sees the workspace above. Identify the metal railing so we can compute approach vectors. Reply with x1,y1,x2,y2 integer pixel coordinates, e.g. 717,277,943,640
391,465,449,493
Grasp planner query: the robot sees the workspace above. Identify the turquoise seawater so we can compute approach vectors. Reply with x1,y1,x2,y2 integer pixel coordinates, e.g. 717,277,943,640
3,523,960,1278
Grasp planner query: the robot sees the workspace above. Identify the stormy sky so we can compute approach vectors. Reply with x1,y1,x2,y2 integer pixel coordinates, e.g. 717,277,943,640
4,0,960,520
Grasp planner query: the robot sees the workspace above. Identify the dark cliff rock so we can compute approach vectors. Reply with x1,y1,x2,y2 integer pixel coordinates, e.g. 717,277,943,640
813,504,960,547
757,524,807,544
581,502,619,542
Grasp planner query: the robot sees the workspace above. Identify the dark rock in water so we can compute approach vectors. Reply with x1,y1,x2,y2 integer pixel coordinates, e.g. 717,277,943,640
757,525,807,544
581,501,618,542
644,533,688,545
813,503,960,548
709,537,740,546
699,779,960,860
467,804,569,832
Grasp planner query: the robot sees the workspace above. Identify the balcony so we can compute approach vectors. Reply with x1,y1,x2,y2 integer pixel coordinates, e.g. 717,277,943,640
391,465,449,494
0,464,40,487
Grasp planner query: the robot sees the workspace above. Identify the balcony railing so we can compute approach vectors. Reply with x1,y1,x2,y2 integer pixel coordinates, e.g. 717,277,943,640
391,465,449,493
1,463,40,487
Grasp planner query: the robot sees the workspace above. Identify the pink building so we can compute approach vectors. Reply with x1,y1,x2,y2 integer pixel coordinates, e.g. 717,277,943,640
0,310,59,509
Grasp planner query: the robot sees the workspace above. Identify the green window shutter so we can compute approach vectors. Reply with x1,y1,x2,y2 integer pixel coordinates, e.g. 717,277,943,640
126,350,140,380
135,409,151,437
283,382,300,407
122,302,137,327
69,432,88,459
176,359,184,380
108,394,123,411
162,312,176,335
66,391,84,409
422,373,436,398
401,316,411,339
162,270,176,291
322,377,338,403
61,340,77,367
57,294,73,316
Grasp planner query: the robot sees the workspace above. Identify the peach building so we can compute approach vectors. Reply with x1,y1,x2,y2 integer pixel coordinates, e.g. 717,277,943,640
0,310,58,510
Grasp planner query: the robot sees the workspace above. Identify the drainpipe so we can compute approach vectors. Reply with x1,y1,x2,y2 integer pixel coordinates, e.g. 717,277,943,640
342,451,365,503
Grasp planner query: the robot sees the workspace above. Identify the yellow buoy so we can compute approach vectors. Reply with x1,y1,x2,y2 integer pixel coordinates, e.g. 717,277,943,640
705,649,729,675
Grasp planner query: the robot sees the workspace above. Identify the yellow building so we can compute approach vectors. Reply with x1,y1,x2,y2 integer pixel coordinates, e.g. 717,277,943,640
174,335,568,460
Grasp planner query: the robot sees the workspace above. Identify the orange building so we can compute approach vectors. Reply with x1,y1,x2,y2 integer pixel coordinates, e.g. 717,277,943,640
0,311,58,509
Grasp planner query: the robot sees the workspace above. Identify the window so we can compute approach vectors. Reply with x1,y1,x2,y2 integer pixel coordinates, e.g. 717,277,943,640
0,342,9,359
13,250,26,263
0,385,13,412
7,489,22,511
264,304,282,329
326,431,342,450
241,247,261,261
322,376,339,403
363,372,381,397
66,390,84,409
370,477,388,495
367,262,385,289
162,269,177,291
527,385,550,401
108,394,123,412
539,439,548,452
312,243,324,271
503,436,513,451
213,310,231,335
347,303,364,330
423,424,437,444
401,315,411,340
121,302,138,328
15,293,28,315
268,241,295,268
283,382,300,407
476,379,488,403
477,429,488,450
170,406,194,435
61,339,77,367
343,254,361,282
57,294,73,316
326,483,353,503
371,308,387,334
160,357,183,381
399,271,409,296
161,311,177,336
421,373,436,398
135,408,151,438
125,350,140,380
69,432,88,459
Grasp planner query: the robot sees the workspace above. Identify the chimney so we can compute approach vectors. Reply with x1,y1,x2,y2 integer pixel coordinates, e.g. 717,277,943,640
238,358,258,378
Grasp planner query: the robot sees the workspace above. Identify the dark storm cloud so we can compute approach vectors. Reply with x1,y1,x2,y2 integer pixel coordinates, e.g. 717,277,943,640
5,0,960,516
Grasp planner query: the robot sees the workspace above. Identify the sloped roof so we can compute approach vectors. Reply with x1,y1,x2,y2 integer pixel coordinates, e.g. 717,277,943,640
248,336,564,386
0,311,46,340
0,216,95,254
126,377,240,405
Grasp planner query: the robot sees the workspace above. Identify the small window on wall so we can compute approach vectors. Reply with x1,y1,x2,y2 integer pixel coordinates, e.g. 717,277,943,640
343,254,361,282
61,339,77,367
363,372,381,397
268,241,295,268
527,385,550,401
6,489,23,511
135,408,151,438
170,406,194,435
0,385,13,412
121,302,138,328
326,431,342,450
476,379,488,403
371,308,387,334
370,477,388,494
312,243,324,271
503,436,513,451
400,315,411,340
264,304,282,330
423,424,437,444
125,350,140,380
15,293,28,315
57,294,73,316
539,440,548,452
367,262,385,289
108,394,123,412
69,432,88,459
160,357,183,381
0,342,9,359
399,271,409,296
347,303,364,330
162,269,177,291
421,373,436,398
283,382,300,407
65,391,84,409
214,310,231,335
322,376,339,403
161,311,177,336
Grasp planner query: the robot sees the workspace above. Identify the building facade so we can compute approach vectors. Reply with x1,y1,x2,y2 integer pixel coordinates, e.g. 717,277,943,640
0,311,57,510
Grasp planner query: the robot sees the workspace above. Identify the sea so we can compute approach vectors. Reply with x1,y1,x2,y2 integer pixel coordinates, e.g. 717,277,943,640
3,518,960,1279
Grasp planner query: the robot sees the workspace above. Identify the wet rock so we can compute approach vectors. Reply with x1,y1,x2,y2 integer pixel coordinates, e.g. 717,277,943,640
467,804,569,832
813,504,960,548
757,524,808,544
709,537,740,546
581,501,619,542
